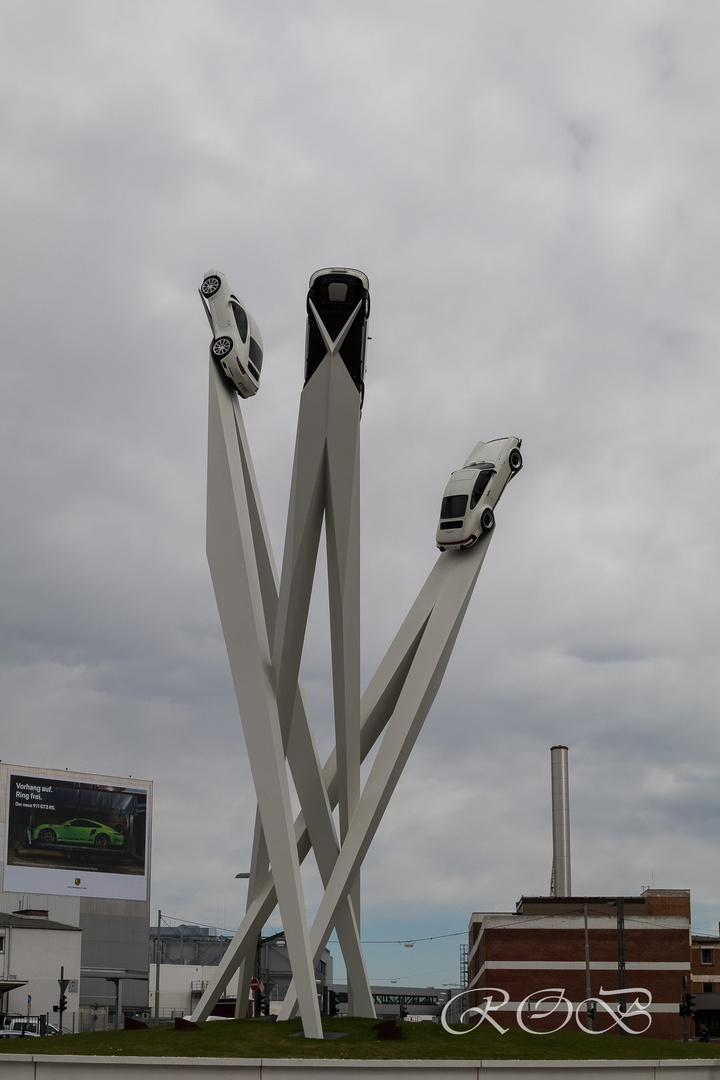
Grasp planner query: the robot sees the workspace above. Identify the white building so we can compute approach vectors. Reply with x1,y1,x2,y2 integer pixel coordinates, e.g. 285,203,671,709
149,964,241,1017
148,933,333,1019
1,911,81,1018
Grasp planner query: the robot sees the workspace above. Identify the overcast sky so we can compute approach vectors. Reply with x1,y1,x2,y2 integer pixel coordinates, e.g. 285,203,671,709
1,0,719,988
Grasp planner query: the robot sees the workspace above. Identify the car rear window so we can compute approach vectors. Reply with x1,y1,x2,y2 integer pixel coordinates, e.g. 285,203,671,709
328,282,349,302
441,494,468,519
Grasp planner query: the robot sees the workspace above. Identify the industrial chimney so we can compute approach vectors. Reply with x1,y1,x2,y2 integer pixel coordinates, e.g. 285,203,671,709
550,744,571,896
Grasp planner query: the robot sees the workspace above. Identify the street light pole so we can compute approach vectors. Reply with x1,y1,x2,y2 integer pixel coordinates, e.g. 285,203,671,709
233,874,251,1019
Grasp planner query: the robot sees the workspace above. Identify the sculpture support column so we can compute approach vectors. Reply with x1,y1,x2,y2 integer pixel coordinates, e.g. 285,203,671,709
204,361,323,1039
277,533,491,1019
197,358,373,1028
194,268,519,1034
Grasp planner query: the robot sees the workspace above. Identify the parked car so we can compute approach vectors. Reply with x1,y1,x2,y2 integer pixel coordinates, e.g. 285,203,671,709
31,817,124,849
199,270,264,398
305,268,370,402
436,437,523,551
0,1018,60,1037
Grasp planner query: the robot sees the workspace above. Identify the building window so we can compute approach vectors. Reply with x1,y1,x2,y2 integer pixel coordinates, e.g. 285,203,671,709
701,948,714,965
703,983,714,993
0,937,4,952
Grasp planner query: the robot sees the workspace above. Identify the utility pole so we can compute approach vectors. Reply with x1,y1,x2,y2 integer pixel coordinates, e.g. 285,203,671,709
154,909,161,1023
616,897,626,1034
583,904,594,1031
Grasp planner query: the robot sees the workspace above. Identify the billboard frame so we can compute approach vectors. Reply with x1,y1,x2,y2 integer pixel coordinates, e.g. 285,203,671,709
1,764,152,902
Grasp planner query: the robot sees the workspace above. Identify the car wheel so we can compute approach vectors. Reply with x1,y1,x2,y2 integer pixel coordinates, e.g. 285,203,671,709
508,449,523,471
211,337,233,359
480,508,495,531
40,829,56,844
201,276,222,298
94,834,110,849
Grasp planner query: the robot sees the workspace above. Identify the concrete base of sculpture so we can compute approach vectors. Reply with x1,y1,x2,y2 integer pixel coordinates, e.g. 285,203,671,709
0,1053,702,1078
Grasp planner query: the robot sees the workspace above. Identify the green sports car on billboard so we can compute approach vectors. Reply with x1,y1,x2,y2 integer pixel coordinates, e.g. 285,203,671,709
31,817,124,849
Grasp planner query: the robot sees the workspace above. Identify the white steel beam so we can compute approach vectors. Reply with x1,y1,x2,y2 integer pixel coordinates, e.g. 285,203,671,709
267,353,372,1015
324,361,362,842
204,359,323,1039
277,535,492,1019
194,529,490,1024
271,348,368,1012
196,361,372,1024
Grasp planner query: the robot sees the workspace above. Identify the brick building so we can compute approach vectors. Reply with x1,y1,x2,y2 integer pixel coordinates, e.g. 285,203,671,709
467,889,691,1040
691,930,720,1035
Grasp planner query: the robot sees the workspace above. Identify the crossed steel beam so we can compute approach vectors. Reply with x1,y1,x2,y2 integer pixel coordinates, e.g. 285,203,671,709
192,278,500,1038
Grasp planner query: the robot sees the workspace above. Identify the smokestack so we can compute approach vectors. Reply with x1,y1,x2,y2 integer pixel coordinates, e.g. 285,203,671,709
550,745,571,897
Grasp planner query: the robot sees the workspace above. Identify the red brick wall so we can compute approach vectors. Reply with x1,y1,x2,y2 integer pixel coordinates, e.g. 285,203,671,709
483,926,688,963
467,920,688,1041
644,893,691,919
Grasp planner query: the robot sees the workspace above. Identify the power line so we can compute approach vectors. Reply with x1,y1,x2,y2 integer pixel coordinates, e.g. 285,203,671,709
157,912,280,937
328,930,468,945
160,913,467,947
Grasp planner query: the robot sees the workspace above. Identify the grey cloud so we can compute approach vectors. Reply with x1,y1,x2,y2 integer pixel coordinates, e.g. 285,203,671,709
1,0,719,983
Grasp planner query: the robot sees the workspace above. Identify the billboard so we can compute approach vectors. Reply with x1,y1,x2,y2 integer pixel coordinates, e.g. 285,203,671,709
2,768,151,901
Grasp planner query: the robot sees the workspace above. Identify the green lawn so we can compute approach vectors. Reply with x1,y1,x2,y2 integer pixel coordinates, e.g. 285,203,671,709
0,1017,718,1060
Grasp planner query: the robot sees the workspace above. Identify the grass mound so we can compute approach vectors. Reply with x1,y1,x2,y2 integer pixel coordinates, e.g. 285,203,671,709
0,1017,718,1061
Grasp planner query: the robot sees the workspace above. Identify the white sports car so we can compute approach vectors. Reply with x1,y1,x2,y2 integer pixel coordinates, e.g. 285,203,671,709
436,437,523,551
199,270,264,398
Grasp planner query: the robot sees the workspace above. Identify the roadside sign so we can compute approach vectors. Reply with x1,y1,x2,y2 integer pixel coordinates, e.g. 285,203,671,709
250,977,260,992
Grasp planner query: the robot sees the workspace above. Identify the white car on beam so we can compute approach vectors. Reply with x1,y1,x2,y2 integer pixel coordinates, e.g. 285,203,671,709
436,437,523,551
199,269,264,398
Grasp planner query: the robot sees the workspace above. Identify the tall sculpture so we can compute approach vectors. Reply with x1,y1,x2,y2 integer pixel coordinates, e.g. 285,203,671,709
192,268,521,1038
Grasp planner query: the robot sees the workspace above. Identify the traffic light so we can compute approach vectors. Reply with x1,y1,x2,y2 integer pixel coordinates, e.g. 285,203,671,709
59,995,67,1011
686,993,696,1016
